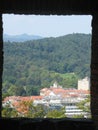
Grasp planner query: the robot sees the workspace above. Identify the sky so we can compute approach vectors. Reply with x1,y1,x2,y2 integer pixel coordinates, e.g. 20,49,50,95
3,14,92,37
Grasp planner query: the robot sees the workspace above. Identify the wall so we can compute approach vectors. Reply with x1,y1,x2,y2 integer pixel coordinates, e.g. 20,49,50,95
0,0,98,129
0,118,95,130
78,77,90,90
91,14,98,129
0,15,3,117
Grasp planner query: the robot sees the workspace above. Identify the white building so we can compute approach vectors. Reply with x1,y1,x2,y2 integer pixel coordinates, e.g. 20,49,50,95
78,77,90,90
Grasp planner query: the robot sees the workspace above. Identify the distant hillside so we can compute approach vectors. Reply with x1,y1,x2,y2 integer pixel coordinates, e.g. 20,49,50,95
3,33,43,42
3,33,91,96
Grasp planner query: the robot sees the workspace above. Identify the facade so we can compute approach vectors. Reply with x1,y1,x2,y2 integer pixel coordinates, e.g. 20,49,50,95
78,77,90,90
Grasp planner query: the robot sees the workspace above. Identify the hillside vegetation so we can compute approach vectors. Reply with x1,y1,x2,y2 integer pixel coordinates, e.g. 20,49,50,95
2,33,91,97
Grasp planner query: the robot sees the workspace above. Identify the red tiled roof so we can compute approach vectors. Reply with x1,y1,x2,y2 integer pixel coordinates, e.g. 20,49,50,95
40,87,90,97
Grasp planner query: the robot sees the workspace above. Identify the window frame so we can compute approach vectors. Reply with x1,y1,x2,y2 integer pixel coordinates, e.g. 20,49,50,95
1,14,92,120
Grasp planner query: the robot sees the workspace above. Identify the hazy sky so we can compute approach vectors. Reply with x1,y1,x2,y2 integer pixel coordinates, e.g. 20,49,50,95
3,14,92,37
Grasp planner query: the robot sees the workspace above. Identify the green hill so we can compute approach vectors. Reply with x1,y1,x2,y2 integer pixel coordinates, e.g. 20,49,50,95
2,33,91,97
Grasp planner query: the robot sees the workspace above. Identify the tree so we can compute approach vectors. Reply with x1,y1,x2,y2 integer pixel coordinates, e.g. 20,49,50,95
46,107,66,118
3,34,91,96
76,96,91,118
2,104,18,117
2,100,66,118
15,100,46,118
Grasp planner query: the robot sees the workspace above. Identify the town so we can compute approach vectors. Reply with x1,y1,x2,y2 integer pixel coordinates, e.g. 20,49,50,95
2,77,90,118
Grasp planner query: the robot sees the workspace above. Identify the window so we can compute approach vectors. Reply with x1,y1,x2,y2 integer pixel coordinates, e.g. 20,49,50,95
2,14,92,119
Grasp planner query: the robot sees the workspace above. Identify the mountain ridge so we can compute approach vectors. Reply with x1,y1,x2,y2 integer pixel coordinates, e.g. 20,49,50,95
3,33,43,42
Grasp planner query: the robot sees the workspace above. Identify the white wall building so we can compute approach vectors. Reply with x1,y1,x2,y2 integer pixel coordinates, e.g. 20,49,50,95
78,77,90,90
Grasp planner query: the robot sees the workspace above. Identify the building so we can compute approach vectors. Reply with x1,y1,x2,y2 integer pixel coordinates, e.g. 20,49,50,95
3,82,90,118
78,77,90,90
39,82,90,117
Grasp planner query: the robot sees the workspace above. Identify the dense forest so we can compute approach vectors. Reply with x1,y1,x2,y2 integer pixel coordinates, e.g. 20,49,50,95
2,33,91,97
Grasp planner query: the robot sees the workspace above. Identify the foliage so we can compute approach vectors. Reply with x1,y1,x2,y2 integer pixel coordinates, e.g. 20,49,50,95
2,33,91,96
76,95,91,118
46,107,66,118
2,100,66,118
72,114,84,118
2,104,18,117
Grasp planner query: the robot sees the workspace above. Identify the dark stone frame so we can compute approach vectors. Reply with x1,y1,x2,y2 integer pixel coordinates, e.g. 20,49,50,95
0,0,98,129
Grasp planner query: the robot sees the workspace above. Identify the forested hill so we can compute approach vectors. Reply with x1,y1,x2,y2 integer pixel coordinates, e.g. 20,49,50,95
3,33,91,96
